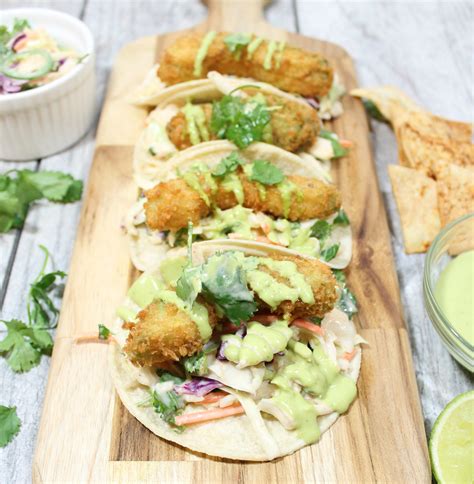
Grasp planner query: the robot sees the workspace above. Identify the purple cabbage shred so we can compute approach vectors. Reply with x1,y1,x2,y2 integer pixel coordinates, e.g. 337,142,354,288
176,377,223,397
0,75,27,94
305,97,319,110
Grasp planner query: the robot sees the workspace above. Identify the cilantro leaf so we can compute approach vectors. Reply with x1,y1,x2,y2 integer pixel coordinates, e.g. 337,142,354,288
362,99,388,123
0,405,21,448
332,269,358,319
319,129,348,159
0,170,83,233
249,159,284,185
159,371,185,385
210,94,271,149
20,171,83,202
333,209,350,226
98,324,111,340
27,246,66,329
212,152,244,177
183,352,209,376
224,33,252,56
310,220,332,241
12,18,31,36
151,389,184,427
0,320,53,372
320,243,340,262
201,252,257,324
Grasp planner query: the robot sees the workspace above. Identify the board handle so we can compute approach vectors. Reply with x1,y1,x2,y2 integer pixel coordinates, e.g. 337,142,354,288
202,0,271,30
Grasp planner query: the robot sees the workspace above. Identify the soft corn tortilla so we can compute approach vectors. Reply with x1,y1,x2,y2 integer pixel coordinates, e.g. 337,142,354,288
109,243,362,461
126,140,351,271
388,165,441,253
132,71,327,189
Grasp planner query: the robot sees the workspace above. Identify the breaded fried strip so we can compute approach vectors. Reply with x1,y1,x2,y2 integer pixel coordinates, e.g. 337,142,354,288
124,300,219,366
258,254,337,319
124,255,337,367
144,170,341,232
158,33,333,98
166,92,320,153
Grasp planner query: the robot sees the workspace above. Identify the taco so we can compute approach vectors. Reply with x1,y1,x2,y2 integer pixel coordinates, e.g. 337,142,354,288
132,71,347,190
110,241,362,461
125,141,352,272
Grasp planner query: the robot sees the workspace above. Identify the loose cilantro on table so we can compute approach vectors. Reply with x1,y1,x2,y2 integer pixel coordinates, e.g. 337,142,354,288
0,320,53,372
0,169,83,233
362,99,388,123
249,159,284,185
332,269,358,319
210,93,271,149
0,405,21,448
224,33,252,57
201,252,257,325
0,245,65,373
319,129,348,159
212,152,244,177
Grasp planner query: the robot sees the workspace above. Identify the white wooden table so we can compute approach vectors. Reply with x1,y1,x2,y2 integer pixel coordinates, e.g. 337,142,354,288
1,1,472,482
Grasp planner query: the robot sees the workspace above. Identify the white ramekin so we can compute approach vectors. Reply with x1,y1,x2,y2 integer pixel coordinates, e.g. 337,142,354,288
0,8,95,161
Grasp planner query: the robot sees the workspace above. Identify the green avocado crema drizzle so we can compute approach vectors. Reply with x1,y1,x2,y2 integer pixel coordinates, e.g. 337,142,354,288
193,31,217,77
182,103,210,145
222,320,293,366
247,36,263,59
246,257,315,308
274,41,286,69
122,271,212,341
263,40,278,70
265,340,357,443
220,171,244,204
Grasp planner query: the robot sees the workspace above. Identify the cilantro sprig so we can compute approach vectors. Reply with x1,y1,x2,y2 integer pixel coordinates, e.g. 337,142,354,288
201,252,257,325
0,169,83,233
0,405,21,448
210,92,271,149
0,245,66,373
309,210,350,262
212,152,244,177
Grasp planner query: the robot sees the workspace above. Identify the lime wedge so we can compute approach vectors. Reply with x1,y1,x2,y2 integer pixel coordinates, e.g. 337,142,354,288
430,391,474,483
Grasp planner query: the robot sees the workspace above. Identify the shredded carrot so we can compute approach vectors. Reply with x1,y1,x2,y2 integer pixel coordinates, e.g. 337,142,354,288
340,139,353,148
291,319,325,336
175,403,244,426
74,334,116,344
343,349,357,361
199,391,228,405
251,314,278,324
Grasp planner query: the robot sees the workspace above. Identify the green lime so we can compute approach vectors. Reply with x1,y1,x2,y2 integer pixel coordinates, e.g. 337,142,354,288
430,390,474,483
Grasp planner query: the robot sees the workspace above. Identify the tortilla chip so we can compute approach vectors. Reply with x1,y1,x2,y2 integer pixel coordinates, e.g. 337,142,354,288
388,165,441,253
434,162,474,226
350,85,421,124
398,122,474,175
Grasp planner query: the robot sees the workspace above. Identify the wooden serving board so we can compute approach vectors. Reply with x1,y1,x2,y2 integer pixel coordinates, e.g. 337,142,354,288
33,1,430,482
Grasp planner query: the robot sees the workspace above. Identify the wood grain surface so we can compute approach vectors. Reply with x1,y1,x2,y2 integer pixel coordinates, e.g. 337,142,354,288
27,1,432,482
